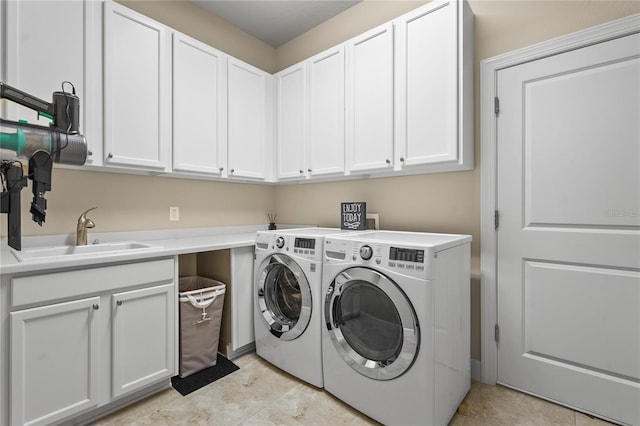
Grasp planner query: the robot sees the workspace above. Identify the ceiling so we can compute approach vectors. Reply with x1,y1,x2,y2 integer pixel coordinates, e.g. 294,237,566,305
192,1,362,48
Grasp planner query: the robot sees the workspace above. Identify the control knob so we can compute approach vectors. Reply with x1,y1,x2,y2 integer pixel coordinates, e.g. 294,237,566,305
275,236,285,249
359,245,373,260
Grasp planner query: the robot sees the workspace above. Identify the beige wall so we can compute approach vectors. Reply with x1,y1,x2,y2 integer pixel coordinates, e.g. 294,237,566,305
3,0,639,359
2,169,276,237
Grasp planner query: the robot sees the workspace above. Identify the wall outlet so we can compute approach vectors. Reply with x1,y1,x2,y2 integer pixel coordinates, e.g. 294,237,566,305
169,206,180,221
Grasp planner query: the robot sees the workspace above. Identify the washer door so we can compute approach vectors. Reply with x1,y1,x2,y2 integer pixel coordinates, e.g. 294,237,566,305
257,254,312,340
325,267,419,380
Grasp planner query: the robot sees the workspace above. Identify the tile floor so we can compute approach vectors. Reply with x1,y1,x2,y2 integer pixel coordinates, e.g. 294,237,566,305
95,352,615,426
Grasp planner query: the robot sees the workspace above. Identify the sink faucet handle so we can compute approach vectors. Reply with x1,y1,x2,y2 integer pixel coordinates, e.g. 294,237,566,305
79,207,98,220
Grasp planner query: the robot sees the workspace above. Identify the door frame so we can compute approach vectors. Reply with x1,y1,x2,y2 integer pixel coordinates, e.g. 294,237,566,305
479,14,640,385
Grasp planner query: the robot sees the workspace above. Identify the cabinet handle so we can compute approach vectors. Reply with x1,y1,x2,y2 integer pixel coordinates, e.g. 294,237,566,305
92,304,99,310
87,150,93,156
116,300,123,306
385,159,391,165
108,152,113,159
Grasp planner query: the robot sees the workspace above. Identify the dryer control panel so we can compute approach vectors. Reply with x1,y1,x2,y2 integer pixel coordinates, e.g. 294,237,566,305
324,238,433,280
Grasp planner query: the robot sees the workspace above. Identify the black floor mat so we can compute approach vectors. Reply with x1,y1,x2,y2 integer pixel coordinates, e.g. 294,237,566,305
171,354,240,396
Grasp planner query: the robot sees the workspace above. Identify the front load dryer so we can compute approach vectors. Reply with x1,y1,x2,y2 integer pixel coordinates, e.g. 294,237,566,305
322,231,471,425
253,228,349,388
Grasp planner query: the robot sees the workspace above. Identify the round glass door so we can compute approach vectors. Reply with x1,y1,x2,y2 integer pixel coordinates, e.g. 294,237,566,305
257,254,312,340
325,267,419,380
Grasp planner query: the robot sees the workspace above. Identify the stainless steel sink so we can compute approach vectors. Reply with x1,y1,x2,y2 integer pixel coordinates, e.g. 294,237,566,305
12,241,158,262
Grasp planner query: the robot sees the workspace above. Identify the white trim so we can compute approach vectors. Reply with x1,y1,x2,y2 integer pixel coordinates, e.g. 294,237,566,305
479,13,640,385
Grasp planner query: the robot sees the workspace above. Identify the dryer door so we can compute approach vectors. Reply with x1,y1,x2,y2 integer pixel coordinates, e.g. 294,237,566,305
325,267,419,380
257,254,312,341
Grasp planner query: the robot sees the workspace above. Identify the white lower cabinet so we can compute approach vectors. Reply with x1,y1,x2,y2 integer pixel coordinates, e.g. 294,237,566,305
112,283,175,398
5,258,175,426
10,297,101,426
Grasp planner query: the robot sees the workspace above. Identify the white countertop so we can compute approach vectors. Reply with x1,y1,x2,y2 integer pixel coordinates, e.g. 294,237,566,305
0,225,277,275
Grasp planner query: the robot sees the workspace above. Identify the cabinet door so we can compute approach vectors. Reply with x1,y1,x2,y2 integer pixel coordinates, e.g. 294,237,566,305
4,0,101,165
104,1,170,170
276,63,307,180
308,46,346,177
395,0,458,167
346,23,394,173
227,58,268,180
10,297,101,426
112,283,175,398
173,32,227,176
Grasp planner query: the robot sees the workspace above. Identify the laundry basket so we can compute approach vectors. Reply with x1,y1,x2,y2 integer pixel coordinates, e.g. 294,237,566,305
178,276,226,378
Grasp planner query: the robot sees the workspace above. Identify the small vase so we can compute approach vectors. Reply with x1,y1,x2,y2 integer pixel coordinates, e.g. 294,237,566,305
268,223,277,230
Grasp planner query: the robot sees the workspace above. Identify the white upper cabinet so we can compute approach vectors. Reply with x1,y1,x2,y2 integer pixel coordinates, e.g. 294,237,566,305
103,1,171,170
394,0,473,172
172,32,227,176
4,0,101,165
276,63,307,180
345,23,394,174
227,57,270,180
308,45,346,177
275,44,346,181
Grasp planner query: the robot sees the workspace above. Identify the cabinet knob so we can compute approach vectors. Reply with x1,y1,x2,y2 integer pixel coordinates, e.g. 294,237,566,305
400,157,405,162
116,300,123,306
87,150,93,156
219,167,224,172
92,304,99,310
299,170,304,174
107,152,113,159
230,168,235,174
385,159,391,165
308,169,312,173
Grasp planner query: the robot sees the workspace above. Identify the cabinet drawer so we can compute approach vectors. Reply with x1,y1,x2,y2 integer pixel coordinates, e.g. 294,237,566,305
11,258,175,309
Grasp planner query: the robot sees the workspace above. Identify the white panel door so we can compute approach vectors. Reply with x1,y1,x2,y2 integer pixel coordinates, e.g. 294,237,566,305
112,283,175,398
104,2,170,170
276,63,307,179
173,32,227,176
227,58,268,180
10,297,100,426
394,0,458,167
308,45,346,177
497,33,640,425
346,23,394,173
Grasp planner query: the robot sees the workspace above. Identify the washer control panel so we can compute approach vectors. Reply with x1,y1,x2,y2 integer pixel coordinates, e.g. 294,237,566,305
325,238,432,279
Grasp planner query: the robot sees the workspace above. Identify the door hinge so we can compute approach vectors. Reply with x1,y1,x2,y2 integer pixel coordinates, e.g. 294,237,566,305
494,210,499,230
494,96,500,115
495,323,500,343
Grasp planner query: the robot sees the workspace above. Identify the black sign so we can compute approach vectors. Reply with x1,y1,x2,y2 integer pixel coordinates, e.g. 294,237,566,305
341,202,366,230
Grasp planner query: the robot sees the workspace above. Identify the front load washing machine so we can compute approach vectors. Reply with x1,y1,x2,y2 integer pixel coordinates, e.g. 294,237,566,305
253,228,351,388
322,231,471,425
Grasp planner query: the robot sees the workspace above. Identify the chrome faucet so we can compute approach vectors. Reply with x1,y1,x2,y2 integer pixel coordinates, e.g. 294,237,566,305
76,207,97,246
